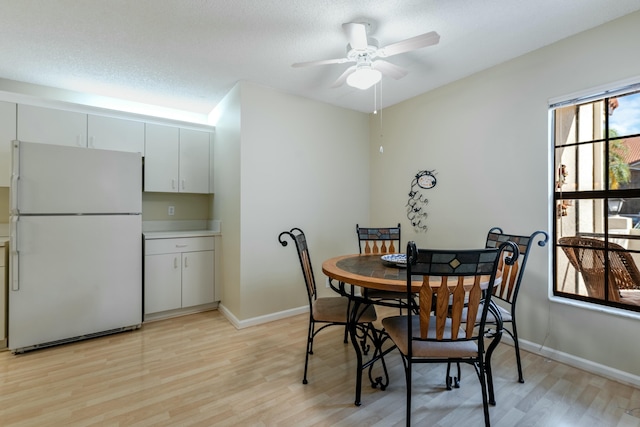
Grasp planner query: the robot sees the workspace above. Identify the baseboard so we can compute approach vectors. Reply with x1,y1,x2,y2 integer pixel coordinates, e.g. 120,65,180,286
218,304,308,329
518,338,640,388
143,302,218,323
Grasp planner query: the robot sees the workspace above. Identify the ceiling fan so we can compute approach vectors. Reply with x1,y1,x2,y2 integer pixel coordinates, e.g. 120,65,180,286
292,22,440,90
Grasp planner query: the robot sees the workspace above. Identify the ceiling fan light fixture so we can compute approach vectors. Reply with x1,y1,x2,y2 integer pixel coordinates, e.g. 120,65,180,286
346,66,381,90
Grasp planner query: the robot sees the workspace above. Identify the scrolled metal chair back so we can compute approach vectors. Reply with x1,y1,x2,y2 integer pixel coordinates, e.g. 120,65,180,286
278,228,317,302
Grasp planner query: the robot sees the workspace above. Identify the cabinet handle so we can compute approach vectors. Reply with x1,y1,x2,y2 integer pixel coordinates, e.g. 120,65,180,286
181,179,185,190
89,136,95,148
171,179,176,190
175,244,188,248
174,256,178,269
184,256,188,269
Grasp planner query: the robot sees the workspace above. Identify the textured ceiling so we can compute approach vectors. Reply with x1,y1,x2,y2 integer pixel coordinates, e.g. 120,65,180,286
1,0,639,117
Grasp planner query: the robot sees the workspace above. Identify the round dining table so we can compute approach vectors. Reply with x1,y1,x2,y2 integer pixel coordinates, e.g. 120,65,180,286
321,253,504,407
322,253,501,293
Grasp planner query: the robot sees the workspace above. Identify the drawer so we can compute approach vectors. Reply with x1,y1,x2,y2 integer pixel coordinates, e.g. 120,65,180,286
145,237,214,255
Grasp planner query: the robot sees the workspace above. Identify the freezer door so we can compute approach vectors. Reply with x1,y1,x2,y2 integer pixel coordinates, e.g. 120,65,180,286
8,215,142,351
12,141,141,214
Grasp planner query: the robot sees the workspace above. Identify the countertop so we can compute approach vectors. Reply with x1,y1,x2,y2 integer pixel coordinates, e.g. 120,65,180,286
143,230,220,239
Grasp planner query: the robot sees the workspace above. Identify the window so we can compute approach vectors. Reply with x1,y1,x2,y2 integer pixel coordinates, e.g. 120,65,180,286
553,86,640,312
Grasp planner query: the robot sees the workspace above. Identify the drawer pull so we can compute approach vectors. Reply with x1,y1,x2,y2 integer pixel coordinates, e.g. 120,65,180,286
175,244,188,248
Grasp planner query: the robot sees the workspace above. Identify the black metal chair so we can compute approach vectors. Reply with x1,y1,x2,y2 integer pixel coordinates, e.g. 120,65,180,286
445,228,548,395
356,223,413,312
382,241,518,427
278,227,377,385
482,228,549,383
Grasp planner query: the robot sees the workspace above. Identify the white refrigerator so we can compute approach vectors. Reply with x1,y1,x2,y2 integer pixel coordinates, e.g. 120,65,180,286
9,141,143,353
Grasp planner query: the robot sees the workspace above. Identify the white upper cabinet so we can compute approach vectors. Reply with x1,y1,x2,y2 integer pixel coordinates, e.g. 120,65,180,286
179,129,210,194
17,104,86,147
13,104,212,193
0,101,16,186
144,123,180,192
144,124,210,193
88,115,144,153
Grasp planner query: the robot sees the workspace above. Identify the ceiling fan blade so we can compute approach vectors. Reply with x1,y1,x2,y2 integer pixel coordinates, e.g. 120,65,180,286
292,57,349,68
372,60,408,80
377,31,440,57
342,22,368,50
331,66,356,88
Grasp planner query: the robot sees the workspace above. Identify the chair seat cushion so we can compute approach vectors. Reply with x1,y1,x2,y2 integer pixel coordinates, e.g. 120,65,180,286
461,302,512,324
382,315,478,358
313,297,377,323
620,289,640,306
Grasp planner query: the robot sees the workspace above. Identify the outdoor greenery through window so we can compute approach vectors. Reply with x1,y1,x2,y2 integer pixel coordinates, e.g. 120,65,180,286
553,86,640,312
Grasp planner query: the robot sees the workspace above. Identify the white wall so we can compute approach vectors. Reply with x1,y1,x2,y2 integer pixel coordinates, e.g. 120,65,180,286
370,11,640,380
211,84,242,316
217,82,370,322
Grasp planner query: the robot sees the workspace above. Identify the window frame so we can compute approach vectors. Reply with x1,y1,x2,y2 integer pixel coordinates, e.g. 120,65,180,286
552,83,640,313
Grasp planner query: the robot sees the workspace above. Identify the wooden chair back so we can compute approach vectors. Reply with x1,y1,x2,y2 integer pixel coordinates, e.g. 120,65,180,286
356,223,401,254
405,240,518,347
485,228,549,305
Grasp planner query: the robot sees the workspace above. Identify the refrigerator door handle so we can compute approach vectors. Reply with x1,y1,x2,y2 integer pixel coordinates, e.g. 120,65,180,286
10,140,20,215
10,216,19,291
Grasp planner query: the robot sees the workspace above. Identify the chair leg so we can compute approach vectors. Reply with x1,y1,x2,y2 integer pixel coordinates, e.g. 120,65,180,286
446,362,461,389
303,319,314,384
485,327,502,406
477,361,491,427
510,320,524,383
344,298,352,344
405,358,412,427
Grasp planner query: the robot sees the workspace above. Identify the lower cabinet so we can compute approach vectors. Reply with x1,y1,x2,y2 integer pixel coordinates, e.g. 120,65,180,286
144,236,215,316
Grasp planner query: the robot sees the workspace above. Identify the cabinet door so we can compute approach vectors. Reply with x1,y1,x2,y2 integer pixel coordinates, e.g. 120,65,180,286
144,123,179,192
181,250,214,307
144,253,182,314
88,115,144,153
17,105,86,147
0,101,16,186
179,129,210,194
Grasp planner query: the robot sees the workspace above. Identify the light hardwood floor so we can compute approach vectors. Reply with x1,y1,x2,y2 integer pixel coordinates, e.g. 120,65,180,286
1,309,639,426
